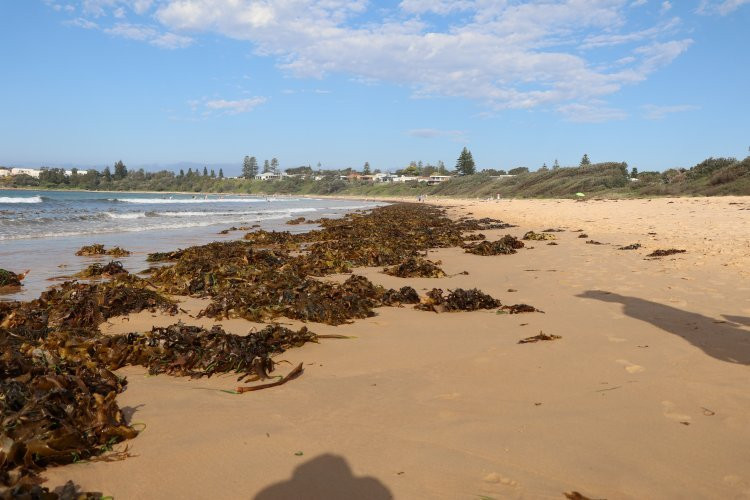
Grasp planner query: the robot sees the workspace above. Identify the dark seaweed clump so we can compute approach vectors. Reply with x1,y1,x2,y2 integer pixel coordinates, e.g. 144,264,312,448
145,204,513,325
0,269,25,288
647,249,686,257
416,288,501,312
383,257,446,278
75,244,131,257
523,231,556,241
465,235,524,255
618,243,642,250
286,217,306,225
0,276,317,490
77,260,128,278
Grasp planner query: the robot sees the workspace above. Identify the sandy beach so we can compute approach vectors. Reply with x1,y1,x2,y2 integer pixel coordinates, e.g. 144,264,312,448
37,196,750,499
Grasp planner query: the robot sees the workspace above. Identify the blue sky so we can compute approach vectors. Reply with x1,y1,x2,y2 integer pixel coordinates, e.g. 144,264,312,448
1,0,748,175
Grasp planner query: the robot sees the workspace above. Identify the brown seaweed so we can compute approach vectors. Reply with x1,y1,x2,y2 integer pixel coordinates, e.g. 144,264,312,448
518,331,561,343
416,288,501,312
647,249,686,257
523,231,556,241
75,244,130,257
501,304,542,314
465,235,524,255
77,260,128,278
383,257,446,278
0,269,26,288
286,217,306,225
618,243,642,250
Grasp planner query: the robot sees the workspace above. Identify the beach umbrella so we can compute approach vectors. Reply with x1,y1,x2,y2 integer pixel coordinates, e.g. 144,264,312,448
575,192,585,197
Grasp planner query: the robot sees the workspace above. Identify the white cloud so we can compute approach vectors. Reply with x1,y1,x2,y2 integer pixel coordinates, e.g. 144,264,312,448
581,17,680,49
62,0,698,120
406,128,467,142
202,97,267,114
98,22,194,48
641,104,699,119
399,0,475,15
557,102,628,123
697,0,750,14
660,1,672,13
151,32,193,49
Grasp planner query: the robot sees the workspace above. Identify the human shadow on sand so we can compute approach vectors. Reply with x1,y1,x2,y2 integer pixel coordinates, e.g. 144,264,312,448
254,454,393,500
579,291,750,365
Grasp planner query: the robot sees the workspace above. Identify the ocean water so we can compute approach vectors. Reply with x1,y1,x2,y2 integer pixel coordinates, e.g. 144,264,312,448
0,189,382,300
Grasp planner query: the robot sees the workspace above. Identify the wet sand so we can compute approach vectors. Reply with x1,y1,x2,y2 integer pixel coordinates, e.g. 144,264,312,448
44,197,750,499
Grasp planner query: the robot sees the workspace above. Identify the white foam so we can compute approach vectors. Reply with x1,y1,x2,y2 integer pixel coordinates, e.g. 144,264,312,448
106,212,147,219
0,196,43,204
117,197,268,204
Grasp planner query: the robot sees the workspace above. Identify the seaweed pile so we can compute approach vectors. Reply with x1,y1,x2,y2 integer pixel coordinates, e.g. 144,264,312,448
383,257,446,278
523,231,556,241
1,203,542,491
0,269,26,288
647,249,686,257
75,244,131,257
465,235,524,256
416,288,501,312
618,243,642,250
143,204,517,325
286,217,306,225
0,274,319,490
77,261,128,278
518,331,561,344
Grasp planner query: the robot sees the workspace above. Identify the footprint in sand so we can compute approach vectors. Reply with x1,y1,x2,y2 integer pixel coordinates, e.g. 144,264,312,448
662,400,692,423
616,359,645,373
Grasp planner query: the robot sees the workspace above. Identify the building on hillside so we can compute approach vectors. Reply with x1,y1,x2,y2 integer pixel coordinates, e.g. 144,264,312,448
373,173,395,182
0,168,11,177
255,172,284,180
427,175,452,185
64,170,89,176
11,168,41,178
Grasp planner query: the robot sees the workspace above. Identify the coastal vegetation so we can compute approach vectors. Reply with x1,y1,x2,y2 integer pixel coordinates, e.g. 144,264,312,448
1,155,748,198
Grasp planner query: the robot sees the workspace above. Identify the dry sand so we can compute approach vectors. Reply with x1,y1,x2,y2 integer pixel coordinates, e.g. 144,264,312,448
44,196,750,499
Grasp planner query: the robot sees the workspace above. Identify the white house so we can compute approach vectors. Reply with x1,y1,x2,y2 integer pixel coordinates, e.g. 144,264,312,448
373,173,395,182
255,172,285,180
427,175,452,185
65,170,88,176
11,168,41,178
0,168,11,177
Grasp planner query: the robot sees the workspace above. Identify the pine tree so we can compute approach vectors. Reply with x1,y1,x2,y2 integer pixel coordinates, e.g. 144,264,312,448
270,157,279,173
179,169,185,177
553,159,560,170
102,166,112,181
218,168,224,179
455,147,476,175
242,156,258,179
579,154,591,167
263,160,271,173
437,160,447,175
631,167,638,178
203,166,208,177
210,169,216,178
113,160,128,180
363,162,371,175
